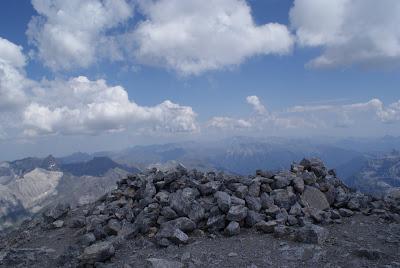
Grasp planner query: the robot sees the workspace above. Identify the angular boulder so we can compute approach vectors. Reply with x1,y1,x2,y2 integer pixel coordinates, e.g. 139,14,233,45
227,205,248,222
301,186,330,211
295,224,329,245
79,241,115,264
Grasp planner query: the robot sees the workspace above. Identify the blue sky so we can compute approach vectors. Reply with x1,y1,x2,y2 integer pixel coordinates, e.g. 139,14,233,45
0,0,399,160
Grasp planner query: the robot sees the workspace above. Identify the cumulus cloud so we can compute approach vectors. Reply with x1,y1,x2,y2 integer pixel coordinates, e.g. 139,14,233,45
207,117,252,130
0,37,31,111
27,0,133,70
287,98,400,125
208,96,317,132
246,95,267,115
208,96,400,134
0,38,198,139
131,0,294,75
23,76,198,136
290,0,400,68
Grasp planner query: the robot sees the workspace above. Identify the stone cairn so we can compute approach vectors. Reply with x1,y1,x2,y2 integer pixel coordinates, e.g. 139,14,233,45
42,158,400,265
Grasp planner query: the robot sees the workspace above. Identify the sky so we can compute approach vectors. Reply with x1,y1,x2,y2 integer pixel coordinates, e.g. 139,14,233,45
0,0,399,160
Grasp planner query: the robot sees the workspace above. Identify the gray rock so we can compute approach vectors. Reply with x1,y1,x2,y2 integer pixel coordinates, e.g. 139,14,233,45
169,190,190,217
275,209,289,225
265,204,280,217
68,216,86,228
133,209,158,234
330,210,341,220
105,219,121,236
274,225,293,238
79,233,96,246
301,172,317,185
163,217,196,232
214,191,232,213
338,208,354,217
227,205,248,222
161,207,178,220
199,181,221,196
347,198,360,210
206,215,226,231
144,182,157,199
245,211,265,227
188,202,205,223
224,221,240,236
301,186,330,211
79,241,115,264
334,187,349,204
272,175,290,189
295,224,329,245
245,196,262,212
256,170,274,178
235,185,249,199
155,191,170,205
231,196,246,206
169,229,189,245
289,203,302,216
52,220,64,228
271,189,296,210
157,225,189,245
255,220,277,233
248,180,261,197
353,248,384,260
293,177,305,193
260,193,274,209
287,215,298,226
43,203,71,223
324,185,336,205
146,258,184,268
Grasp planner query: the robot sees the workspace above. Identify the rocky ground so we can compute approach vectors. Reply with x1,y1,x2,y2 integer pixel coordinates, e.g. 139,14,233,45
0,159,399,267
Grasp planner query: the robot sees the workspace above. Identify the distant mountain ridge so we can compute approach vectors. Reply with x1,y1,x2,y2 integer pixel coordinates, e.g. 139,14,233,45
341,150,400,196
61,157,139,177
0,155,139,231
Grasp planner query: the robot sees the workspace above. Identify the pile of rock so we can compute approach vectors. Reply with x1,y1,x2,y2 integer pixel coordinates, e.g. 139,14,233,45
41,158,400,265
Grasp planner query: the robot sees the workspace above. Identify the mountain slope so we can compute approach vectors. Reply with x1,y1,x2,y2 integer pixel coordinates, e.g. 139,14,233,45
61,157,139,177
340,150,400,196
0,156,138,231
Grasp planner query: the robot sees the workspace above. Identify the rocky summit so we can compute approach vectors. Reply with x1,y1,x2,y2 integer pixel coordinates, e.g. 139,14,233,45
1,159,400,267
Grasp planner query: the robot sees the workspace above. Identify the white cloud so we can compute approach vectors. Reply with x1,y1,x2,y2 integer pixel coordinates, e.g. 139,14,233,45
208,117,252,130
287,98,400,124
290,0,400,68
0,37,31,111
22,76,198,136
27,0,133,70
208,96,400,134
246,95,267,115
0,37,27,68
131,0,294,75
0,38,198,138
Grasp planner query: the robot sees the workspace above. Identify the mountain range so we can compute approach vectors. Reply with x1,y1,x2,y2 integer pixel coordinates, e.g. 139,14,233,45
1,135,400,231
0,156,139,230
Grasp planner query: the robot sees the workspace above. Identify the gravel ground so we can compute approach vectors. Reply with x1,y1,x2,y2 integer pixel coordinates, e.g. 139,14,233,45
1,213,399,268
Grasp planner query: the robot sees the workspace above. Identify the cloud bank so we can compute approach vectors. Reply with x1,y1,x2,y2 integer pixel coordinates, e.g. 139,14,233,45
0,37,30,111
208,96,400,134
27,0,133,70
131,0,294,75
290,0,400,68
0,37,198,139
